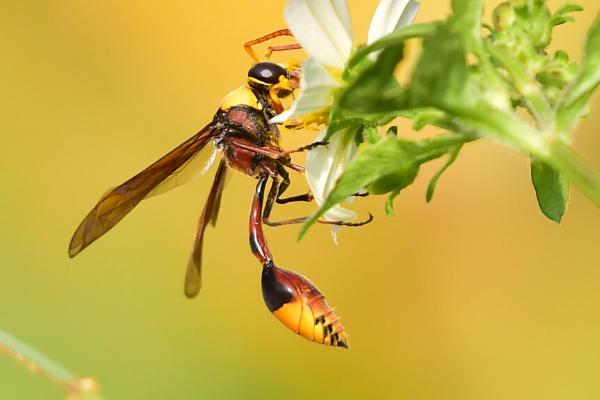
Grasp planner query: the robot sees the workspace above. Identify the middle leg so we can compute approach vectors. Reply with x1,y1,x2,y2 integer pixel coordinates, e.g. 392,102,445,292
262,175,373,228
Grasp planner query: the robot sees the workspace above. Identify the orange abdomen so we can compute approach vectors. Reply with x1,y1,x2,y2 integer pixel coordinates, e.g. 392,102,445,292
262,262,348,348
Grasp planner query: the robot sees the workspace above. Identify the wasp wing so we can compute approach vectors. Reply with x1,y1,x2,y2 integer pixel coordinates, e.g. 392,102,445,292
146,146,218,198
184,159,228,298
69,124,218,258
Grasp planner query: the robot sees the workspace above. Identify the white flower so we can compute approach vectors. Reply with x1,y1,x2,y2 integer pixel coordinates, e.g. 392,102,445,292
368,0,421,45
273,0,419,240
305,128,357,243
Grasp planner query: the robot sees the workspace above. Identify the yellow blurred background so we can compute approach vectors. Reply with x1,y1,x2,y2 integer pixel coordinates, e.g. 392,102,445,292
1,1,600,399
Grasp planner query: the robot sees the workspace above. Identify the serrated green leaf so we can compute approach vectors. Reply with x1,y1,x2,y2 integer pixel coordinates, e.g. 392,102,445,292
301,137,420,238
531,160,570,222
299,134,471,239
556,12,600,136
426,145,462,202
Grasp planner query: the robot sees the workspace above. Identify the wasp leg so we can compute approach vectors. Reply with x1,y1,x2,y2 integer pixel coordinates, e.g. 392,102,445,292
249,175,273,265
276,191,368,204
265,214,374,227
277,193,314,204
263,176,374,227
244,28,297,62
283,140,329,156
265,43,302,59
286,163,304,173
228,137,288,160
273,165,312,204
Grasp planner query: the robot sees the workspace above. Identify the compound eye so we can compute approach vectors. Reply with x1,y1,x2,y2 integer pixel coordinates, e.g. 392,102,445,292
248,62,288,85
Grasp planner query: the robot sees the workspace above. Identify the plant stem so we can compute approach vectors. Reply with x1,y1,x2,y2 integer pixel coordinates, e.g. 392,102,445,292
448,102,600,208
544,140,600,207
0,329,105,399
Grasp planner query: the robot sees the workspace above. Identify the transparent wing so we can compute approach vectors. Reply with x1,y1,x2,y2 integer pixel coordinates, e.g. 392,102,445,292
69,124,218,257
184,159,229,297
147,146,218,198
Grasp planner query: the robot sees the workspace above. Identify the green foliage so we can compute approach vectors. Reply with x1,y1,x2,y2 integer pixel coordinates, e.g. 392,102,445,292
426,145,462,203
556,12,600,136
531,161,570,222
299,133,473,238
300,0,600,237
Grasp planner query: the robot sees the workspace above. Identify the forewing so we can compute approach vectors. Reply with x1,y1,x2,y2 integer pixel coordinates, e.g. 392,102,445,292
184,159,228,298
69,124,218,257
147,146,218,198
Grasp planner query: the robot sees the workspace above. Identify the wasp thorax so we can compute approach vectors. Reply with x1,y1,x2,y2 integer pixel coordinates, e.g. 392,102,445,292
248,62,288,85
261,262,349,348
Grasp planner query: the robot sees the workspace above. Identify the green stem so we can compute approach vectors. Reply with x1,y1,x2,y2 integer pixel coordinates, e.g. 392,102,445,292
0,329,105,399
440,102,600,208
483,105,600,206
544,140,600,207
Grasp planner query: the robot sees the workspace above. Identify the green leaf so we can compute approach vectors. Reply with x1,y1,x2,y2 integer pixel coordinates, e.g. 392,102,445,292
552,3,584,26
426,145,462,202
327,103,398,138
346,18,548,154
555,3,584,15
410,109,449,131
301,136,420,237
340,43,407,114
531,160,570,222
551,15,574,26
451,0,482,45
361,126,380,144
409,25,478,111
385,187,403,216
299,134,471,239
556,12,600,136
368,164,419,195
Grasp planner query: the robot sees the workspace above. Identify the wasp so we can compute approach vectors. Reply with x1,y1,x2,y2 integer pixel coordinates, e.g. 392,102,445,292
69,30,370,348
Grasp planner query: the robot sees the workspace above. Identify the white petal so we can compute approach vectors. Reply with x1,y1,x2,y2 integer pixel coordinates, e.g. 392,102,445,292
270,58,339,124
285,0,353,69
368,0,420,44
306,129,358,228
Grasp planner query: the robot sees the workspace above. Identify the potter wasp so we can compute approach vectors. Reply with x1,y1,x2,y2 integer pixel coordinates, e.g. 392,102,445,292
69,29,370,348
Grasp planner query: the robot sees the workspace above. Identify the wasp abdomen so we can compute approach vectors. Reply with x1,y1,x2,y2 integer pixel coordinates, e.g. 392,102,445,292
261,263,349,348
